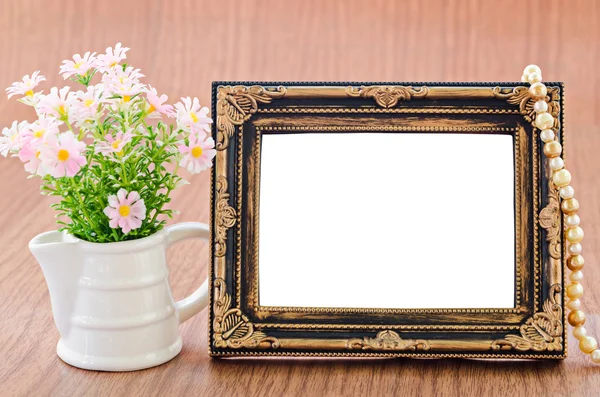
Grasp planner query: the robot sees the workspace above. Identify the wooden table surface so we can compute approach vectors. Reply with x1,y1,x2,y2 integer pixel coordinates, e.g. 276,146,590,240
1,0,599,396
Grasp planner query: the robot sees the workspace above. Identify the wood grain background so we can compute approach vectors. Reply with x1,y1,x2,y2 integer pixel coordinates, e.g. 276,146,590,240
0,0,599,396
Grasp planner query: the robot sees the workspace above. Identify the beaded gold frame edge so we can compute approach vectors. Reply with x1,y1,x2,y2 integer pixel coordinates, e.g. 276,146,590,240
208,82,565,359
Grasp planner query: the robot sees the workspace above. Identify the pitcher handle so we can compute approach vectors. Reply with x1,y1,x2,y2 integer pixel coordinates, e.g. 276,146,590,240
166,222,210,324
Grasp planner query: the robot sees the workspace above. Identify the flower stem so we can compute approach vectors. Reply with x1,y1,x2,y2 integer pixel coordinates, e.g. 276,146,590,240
148,164,178,228
120,157,129,185
111,228,119,242
69,177,97,233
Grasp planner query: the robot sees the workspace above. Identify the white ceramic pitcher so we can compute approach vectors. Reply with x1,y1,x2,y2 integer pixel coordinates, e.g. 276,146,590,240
29,222,210,371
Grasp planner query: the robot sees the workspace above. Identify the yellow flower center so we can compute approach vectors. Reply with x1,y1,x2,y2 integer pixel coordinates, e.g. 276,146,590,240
34,130,44,138
25,90,34,97
58,105,66,115
57,149,69,162
35,150,41,159
111,140,121,149
147,104,156,114
190,112,199,123
110,61,118,67
119,205,131,217
123,95,131,102
84,99,95,107
74,62,83,69
191,146,203,158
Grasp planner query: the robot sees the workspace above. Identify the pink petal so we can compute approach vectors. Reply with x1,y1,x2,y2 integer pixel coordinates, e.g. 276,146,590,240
130,208,145,219
191,98,200,112
50,163,65,178
41,146,58,160
109,218,120,229
177,144,189,154
60,131,76,146
203,137,215,148
104,206,118,218
107,195,119,208
24,161,37,174
65,160,80,177
117,188,127,204
130,202,146,218
204,148,216,161
118,217,131,234
180,156,190,168
199,158,211,171
74,155,86,167
191,160,202,174
127,191,140,204
128,217,142,230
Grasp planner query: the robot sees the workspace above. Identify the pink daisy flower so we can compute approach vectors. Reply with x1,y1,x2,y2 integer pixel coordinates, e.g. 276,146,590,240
37,86,75,121
19,115,60,146
96,43,129,72
178,134,216,174
96,130,134,156
40,131,87,177
103,189,146,234
0,121,28,157
72,84,105,125
145,86,174,118
174,97,212,134
6,71,46,99
102,66,145,102
59,52,97,79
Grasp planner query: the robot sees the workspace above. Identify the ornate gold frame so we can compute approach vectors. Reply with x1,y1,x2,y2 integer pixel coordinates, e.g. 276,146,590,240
209,82,566,359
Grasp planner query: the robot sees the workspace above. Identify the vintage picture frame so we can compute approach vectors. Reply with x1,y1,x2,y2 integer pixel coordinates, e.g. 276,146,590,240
208,81,566,359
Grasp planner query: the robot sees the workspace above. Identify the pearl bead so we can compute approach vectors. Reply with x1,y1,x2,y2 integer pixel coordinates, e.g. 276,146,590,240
562,198,580,214
549,157,564,171
573,326,588,340
528,72,543,84
568,298,582,310
592,349,600,364
530,82,548,98
567,282,584,299
560,186,575,200
543,141,562,158
553,169,571,187
566,214,580,227
540,129,555,142
535,112,554,129
521,74,528,83
568,310,586,326
570,270,584,283
534,100,548,113
566,226,584,243
568,255,585,271
569,243,582,255
523,64,542,76
579,336,598,354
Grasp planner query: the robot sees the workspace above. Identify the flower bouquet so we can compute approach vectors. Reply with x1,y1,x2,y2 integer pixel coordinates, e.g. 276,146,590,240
2,42,216,242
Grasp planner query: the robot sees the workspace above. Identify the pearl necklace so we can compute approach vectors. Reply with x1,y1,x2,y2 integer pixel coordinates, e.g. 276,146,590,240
521,65,599,364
